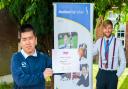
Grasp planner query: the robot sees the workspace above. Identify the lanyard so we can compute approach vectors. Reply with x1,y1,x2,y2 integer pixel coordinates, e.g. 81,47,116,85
104,36,113,54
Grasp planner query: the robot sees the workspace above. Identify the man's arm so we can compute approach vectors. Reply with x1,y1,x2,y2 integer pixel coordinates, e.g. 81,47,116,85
11,53,44,87
116,40,126,77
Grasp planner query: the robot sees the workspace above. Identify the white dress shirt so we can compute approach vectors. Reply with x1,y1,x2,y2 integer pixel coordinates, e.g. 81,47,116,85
21,49,37,59
93,36,126,77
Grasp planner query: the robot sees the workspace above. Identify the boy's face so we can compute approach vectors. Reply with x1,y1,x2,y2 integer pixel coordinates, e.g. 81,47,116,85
20,30,37,55
81,66,88,76
103,24,113,38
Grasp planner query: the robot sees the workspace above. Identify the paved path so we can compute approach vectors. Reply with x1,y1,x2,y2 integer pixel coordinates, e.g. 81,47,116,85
0,74,13,83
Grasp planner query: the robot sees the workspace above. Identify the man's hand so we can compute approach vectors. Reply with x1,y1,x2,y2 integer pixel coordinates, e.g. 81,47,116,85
43,68,53,79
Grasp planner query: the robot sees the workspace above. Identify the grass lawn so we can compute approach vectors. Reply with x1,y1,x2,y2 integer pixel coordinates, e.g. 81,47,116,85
93,64,128,89
0,82,12,89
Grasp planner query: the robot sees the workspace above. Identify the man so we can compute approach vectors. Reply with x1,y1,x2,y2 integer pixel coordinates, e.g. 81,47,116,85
11,24,53,89
93,20,126,89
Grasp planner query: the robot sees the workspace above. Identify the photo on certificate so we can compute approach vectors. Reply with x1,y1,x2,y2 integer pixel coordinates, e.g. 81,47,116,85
58,32,78,49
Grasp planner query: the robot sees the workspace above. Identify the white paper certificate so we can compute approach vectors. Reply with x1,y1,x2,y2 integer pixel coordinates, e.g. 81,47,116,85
52,49,80,73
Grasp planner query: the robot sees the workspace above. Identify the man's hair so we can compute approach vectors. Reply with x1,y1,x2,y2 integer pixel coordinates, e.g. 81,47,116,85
19,24,36,38
102,19,113,28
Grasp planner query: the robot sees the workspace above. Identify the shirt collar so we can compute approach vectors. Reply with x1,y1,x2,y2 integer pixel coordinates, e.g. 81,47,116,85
104,35,113,41
21,49,37,59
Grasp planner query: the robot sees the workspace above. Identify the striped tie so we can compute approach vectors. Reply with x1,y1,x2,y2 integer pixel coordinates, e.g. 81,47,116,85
105,40,109,68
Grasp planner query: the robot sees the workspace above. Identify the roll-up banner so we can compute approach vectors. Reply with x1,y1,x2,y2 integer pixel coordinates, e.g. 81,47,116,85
53,3,94,89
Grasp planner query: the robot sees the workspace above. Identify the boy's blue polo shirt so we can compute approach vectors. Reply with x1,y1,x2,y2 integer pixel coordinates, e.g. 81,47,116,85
11,50,52,89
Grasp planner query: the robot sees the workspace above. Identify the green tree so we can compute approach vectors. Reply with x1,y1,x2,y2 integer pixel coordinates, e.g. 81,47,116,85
0,0,54,54
0,0,128,51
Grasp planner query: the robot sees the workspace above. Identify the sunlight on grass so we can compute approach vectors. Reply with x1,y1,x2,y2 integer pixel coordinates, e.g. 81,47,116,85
0,82,12,89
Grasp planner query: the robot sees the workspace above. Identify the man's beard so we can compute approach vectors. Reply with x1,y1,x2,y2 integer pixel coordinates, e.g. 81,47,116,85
103,33,111,38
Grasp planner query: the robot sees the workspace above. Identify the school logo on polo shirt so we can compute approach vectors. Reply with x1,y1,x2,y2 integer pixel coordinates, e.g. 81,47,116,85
21,62,27,67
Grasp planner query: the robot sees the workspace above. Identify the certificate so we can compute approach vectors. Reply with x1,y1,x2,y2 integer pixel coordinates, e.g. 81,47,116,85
52,49,80,73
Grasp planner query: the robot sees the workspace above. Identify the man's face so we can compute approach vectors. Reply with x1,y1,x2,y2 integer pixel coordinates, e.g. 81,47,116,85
103,25,113,38
20,30,37,55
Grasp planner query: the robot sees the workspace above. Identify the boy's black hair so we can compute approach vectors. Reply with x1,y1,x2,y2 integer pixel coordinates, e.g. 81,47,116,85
80,64,88,70
19,24,36,38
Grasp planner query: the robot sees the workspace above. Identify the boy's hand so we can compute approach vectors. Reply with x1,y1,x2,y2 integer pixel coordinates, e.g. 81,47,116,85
43,68,53,79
